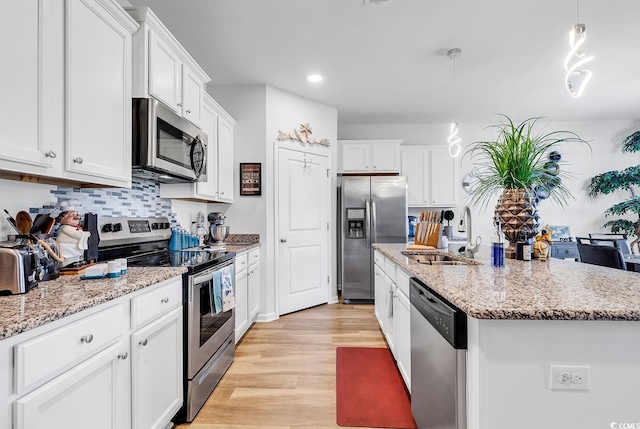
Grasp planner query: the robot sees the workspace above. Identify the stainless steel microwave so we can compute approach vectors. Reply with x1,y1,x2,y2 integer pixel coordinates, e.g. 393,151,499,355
132,98,207,183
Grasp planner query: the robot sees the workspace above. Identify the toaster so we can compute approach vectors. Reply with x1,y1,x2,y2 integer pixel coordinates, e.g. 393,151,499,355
0,244,38,295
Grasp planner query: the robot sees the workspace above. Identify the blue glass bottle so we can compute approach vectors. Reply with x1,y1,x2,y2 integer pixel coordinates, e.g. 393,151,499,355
169,228,179,251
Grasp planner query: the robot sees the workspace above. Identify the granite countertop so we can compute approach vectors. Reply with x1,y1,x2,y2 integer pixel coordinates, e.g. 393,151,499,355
0,267,187,340
373,243,640,321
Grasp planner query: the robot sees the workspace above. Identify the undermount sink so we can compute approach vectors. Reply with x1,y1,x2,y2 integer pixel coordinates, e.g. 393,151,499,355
402,253,471,266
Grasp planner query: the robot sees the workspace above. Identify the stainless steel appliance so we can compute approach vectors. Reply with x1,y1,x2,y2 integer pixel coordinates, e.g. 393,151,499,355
340,176,407,302
207,212,230,244
0,243,38,295
410,277,467,429
132,98,207,183
97,217,235,423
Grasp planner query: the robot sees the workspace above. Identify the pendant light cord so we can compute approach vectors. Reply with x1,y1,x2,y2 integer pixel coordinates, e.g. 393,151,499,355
452,56,457,120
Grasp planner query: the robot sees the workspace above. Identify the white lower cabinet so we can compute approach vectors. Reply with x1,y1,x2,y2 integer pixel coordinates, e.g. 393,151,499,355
374,254,411,391
234,247,261,343
1,276,184,429
131,306,183,429
234,264,249,343
14,341,129,429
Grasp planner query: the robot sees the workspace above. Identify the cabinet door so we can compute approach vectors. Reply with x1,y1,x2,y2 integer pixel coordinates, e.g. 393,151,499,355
248,262,260,322
14,341,129,429
393,289,411,392
195,99,219,199
401,148,429,206
131,307,183,429
148,30,182,113
383,275,395,353
430,147,459,206
234,268,248,343
341,144,370,172
217,115,234,202
181,66,203,128
373,264,385,327
371,145,400,172
0,0,61,175
65,0,132,185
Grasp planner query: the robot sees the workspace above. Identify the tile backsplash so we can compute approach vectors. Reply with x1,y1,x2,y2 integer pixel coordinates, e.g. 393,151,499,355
30,179,181,227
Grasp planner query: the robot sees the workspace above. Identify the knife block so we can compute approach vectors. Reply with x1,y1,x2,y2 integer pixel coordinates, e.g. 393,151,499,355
414,221,441,248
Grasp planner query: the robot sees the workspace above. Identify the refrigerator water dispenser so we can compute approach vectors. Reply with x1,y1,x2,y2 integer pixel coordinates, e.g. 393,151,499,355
346,208,365,238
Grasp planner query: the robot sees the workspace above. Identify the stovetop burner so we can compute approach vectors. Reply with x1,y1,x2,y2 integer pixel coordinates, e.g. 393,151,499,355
127,249,235,273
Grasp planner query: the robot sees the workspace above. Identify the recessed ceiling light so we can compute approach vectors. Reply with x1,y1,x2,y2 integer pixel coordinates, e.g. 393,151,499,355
307,74,323,83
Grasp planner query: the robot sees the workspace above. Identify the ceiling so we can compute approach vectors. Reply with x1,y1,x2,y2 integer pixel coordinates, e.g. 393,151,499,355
127,0,640,125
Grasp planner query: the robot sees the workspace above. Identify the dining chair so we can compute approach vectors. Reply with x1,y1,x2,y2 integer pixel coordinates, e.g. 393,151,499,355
588,233,632,257
576,237,627,270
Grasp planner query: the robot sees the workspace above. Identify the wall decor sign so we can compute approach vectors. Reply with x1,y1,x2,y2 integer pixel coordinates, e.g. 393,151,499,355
240,163,262,196
276,123,330,147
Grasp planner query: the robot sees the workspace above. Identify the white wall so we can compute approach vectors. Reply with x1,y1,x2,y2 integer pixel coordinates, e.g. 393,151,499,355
340,119,640,245
209,84,338,321
0,179,56,241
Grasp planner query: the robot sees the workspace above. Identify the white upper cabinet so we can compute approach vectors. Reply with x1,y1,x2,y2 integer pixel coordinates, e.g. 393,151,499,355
0,0,138,187
160,92,235,202
65,0,136,185
148,29,182,112
401,145,459,207
216,113,235,203
339,140,402,173
126,7,209,129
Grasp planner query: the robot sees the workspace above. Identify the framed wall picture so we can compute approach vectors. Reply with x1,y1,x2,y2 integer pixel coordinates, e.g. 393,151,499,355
240,163,262,196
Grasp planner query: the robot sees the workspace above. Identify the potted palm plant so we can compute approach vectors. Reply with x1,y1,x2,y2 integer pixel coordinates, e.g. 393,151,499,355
463,115,589,258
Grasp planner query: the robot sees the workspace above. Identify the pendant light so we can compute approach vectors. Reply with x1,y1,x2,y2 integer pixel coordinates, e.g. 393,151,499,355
564,0,593,97
447,48,462,157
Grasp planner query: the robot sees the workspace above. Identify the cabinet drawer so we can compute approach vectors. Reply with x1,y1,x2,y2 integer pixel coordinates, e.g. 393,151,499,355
15,304,125,394
374,250,383,266
131,278,182,330
551,243,579,259
395,268,411,297
384,257,397,283
236,253,248,272
248,248,259,266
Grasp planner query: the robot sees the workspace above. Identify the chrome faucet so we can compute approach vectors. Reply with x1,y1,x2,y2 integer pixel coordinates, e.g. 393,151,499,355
458,206,482,258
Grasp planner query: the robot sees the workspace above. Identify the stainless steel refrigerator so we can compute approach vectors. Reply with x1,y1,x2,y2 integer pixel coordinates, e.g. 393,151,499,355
340,176,407,303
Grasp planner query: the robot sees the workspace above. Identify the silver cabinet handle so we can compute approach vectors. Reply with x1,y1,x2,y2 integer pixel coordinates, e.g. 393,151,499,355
220,192,225,195
80,334,94,343
139,339,148,346
73,157,83,164
118,352,128,360
186,109,191,114
177,102,182,107
161,297,169,303
280,238,287,243
45,151,57,158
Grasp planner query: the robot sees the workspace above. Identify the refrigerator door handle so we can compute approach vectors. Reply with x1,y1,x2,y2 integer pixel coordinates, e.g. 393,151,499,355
371,198,377,244
365,198,371,249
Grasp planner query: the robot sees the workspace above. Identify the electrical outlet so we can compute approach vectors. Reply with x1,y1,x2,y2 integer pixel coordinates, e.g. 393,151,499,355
549,365,591,391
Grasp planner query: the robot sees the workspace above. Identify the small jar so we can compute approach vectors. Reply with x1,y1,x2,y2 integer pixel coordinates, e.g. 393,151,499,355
32,234,62,281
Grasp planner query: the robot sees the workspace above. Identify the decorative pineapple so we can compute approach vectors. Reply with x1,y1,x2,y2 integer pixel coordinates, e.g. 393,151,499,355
464,115,588,258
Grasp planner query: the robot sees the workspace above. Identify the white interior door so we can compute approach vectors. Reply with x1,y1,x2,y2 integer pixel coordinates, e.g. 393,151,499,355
277,147,329,316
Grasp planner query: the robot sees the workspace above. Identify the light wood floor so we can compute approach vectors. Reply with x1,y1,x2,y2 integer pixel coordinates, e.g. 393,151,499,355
175,303,387,429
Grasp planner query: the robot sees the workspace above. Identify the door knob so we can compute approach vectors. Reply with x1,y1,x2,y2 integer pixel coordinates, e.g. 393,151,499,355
118,352,128,360
73,157,83,164
45,151,57,158
280,238,287,243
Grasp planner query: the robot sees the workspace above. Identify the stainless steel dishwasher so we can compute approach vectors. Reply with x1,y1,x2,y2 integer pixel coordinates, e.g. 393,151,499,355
410,278,467,429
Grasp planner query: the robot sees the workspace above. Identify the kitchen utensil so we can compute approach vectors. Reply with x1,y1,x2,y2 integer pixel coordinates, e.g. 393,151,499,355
16,211,33,235
4,209,20,235
30,214,44,234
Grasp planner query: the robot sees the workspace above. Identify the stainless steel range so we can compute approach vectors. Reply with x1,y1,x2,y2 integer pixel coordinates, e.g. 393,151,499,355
97,216,236,423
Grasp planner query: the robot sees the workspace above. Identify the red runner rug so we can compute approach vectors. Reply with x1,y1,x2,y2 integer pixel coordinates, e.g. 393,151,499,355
336,347,417,428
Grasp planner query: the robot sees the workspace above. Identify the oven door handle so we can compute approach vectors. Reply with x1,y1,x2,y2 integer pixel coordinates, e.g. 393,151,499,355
193,272,214,285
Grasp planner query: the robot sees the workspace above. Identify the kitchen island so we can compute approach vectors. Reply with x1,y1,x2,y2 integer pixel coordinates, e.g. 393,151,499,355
374,243,640,429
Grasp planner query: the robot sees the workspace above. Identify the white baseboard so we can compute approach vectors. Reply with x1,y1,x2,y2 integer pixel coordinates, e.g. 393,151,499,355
329,295,339,304
256,312,278,323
